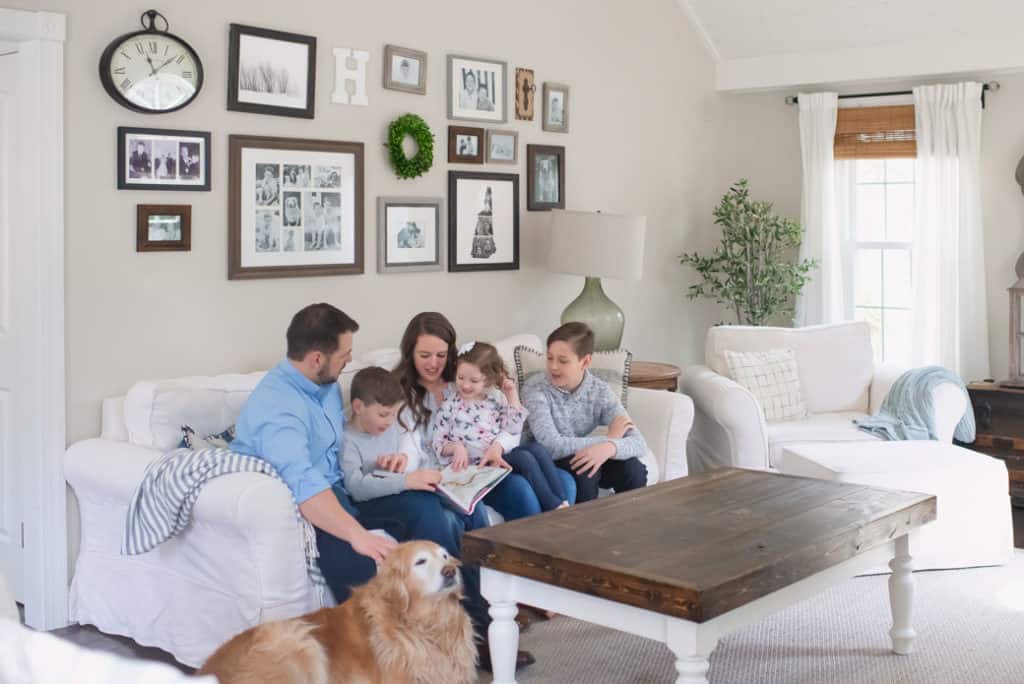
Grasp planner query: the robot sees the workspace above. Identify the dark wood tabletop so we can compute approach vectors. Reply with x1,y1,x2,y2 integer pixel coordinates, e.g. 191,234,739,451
464,468,935,622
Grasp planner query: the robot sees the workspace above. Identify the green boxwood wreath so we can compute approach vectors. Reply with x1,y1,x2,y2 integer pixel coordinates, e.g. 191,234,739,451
387,114,434,179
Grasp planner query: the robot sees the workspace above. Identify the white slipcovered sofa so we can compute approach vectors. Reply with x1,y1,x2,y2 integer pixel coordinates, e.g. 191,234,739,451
64,333,694,667
680,321,967,473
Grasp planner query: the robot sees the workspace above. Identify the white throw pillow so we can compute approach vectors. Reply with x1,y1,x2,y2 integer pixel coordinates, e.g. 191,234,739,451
724,348,807,422
513,345,632,407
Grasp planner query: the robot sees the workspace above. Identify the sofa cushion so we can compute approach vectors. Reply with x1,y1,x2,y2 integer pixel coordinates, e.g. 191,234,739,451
513,345,632,407
766,411,878,468
706,321,873,414
724,348,807,422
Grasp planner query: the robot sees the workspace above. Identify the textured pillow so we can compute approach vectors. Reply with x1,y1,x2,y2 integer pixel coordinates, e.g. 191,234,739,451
179,424,237,450
513,345,632,407
724,348,807,422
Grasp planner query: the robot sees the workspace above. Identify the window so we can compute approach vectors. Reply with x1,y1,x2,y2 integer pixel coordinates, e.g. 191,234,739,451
846,158,914,364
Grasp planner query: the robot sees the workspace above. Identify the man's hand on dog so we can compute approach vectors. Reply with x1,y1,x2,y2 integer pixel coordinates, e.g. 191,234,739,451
351,528,397,563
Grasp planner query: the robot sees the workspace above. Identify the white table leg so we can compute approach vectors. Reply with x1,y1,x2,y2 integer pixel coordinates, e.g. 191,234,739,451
888,534,916,655
666,619,713,684
488,600,520,684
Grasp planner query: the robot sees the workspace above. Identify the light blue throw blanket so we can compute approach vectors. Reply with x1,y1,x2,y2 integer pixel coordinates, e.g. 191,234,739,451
855,366,975,442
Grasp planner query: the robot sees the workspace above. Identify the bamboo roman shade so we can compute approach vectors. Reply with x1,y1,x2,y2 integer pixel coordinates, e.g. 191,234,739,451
834,105,916,159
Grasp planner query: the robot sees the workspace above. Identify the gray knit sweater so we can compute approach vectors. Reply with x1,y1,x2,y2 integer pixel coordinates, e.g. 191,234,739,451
522,371,647,461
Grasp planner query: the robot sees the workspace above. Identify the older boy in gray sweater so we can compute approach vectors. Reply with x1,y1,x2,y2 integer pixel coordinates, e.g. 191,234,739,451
522,322,648,503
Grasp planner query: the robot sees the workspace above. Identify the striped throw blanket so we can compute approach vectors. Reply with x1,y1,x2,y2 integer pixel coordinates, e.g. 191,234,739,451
122,446,326,605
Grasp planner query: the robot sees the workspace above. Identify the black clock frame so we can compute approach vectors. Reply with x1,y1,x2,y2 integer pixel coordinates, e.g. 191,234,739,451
98,10,204,115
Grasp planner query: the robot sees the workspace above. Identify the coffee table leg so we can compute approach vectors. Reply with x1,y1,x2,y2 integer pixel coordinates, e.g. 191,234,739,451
488,600,520,684
666,619,712,684
888,534,916,655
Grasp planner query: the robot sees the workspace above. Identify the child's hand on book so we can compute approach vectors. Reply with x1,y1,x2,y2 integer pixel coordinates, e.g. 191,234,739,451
449,444,470,471
607,414,635,439
480,442,511,470
406,469,442,492
376,453,408,473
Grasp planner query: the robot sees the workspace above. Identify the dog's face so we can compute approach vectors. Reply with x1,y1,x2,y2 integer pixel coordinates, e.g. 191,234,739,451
382,541,462,600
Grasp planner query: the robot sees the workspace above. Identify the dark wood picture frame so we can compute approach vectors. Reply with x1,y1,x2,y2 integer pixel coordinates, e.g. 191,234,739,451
228,134,364,280
448,125,484,164
448,170,519,272
227,23,317,119
117,127,211,191
527,144,566,211
137,204,191,252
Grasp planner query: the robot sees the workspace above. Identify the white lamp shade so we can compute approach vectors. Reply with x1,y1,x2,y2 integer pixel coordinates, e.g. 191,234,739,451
546,210,646,280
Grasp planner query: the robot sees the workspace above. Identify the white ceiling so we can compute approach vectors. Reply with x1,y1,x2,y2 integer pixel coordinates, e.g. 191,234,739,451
681,0,1024,91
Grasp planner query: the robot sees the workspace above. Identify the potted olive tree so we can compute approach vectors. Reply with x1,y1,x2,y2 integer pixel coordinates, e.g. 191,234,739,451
680,179,816,325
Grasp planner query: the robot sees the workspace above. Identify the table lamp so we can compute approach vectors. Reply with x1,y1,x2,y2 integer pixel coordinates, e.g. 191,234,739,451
546,209,646,351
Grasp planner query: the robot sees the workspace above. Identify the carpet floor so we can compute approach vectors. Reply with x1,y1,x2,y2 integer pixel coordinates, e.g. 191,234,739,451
48,551,1024,683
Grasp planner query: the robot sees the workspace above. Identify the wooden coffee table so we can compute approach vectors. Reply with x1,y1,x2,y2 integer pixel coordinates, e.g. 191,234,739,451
463,468,935,683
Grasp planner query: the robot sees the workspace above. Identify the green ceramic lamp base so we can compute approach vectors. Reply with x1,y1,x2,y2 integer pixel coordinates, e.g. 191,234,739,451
560,277,624,351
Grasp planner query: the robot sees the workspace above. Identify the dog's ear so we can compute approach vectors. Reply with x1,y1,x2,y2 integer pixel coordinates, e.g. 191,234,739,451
377,561,411,614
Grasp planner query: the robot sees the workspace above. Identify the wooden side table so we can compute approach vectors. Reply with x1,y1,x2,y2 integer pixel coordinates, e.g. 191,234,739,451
629,361,681,392
964,382,1024,507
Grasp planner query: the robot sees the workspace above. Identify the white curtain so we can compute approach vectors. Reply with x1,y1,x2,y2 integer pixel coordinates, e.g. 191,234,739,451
795,92,845,326
912,82,990,380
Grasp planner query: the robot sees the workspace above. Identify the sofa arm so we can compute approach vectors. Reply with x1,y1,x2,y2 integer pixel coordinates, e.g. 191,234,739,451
627,387,693,481
870,364,968,442
680,365,769,472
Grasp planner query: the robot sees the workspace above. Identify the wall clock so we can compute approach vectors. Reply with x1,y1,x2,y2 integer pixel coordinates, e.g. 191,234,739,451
99,10,204,114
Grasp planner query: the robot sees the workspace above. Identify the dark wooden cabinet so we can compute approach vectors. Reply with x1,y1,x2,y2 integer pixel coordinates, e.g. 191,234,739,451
964,383,1024,507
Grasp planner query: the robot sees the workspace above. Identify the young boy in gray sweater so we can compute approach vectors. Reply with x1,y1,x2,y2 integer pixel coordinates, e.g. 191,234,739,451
522,322,648,503
341,366,441,502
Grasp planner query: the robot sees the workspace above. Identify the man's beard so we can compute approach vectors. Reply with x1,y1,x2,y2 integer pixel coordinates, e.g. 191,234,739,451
316,366,339,385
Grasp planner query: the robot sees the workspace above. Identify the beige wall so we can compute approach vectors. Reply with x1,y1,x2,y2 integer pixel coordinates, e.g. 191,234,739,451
715,78,1024,380
11,0,720,441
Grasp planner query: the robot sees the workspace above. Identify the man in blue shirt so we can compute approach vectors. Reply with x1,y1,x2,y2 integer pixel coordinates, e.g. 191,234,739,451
231,303,527,670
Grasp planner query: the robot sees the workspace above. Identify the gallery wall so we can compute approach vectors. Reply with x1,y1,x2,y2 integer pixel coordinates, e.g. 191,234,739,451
10,0,721,441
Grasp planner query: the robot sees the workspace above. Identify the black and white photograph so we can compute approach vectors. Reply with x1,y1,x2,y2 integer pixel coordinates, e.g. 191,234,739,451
448,126,484,164
303,191,342,251
283,164,311,187
448,171,519,272
543,82,570,133
255,210,281,252
486,130,518,164
527,144,566,211
377,196,444,273
447,55,507,123
283,191,302,226
316,165,342,188
383,45,427,95
229,134,364,279
255,164,281,206
137,204,191,252
118,127,211,191
228,24,317,119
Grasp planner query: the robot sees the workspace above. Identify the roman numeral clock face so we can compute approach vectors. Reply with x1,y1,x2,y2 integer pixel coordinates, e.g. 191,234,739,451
101,31,203,113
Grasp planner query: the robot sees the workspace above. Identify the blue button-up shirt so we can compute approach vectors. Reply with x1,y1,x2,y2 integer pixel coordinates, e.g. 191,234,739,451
231,359,345,504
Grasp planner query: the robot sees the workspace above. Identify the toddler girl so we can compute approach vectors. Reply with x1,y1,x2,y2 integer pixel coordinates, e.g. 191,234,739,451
431,341,569,511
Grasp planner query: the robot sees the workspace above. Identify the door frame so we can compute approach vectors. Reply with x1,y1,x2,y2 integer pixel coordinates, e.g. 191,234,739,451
0,8,67,630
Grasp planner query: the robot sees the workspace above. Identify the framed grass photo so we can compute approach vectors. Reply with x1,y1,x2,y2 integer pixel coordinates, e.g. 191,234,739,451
383,44,427,95
448,171,519,272
448,125,484,164
228,135,364,279
447,54,507,124
227,24,317,119
137,204,191,252
118,127,210,191
377,196,443,273
485,129,518,164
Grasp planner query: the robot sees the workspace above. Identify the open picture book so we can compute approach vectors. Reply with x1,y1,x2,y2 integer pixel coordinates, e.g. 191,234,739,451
436,464,510,515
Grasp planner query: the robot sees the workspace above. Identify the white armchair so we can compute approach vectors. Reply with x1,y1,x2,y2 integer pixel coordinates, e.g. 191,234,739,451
681,321,967,473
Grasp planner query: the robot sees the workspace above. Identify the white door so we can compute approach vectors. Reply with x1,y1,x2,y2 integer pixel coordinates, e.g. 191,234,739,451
0,45,24,603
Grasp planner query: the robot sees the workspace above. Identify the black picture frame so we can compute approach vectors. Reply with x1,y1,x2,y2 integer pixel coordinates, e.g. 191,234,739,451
227,23,317,119
527,144,566,211
117,126,211,191
448,170,519,272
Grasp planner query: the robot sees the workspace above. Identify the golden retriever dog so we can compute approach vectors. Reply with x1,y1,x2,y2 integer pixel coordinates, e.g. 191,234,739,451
197,541,477,684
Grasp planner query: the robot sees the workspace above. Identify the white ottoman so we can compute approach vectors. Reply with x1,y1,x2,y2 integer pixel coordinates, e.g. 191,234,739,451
781,441,1014,571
